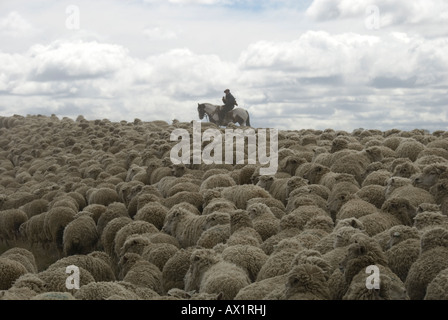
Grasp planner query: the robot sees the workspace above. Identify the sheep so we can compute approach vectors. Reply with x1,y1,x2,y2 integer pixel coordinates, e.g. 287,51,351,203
330,147,383,185
196,224,230,249
114,221,159,258
156,176,197,198
82,204,107,223
140,242,179,271
256,175,305,205
202,198,237,215
100,216,133,263
162,248,195,293
0,258,28,290
430,178,448,216
357,198,416,236
96,203,130,237
246,197,286,219
166,182,200,197
221,244,269,282
256,238,304,281
339,234,389,288
425,268,448,300
37,266,96,294
18,199,49,218
46,253,115,282
412,163,448,191
86,187,120,206
327,189,361,219
118,253,163,294
416,202,441,214
384,176,412,198
393,161,420,179
144,231,180,248
355,185,386,209
184,248,250,300
199,174,236,192
362,169,392,188
405,228,448,300
246,203,280,241
281,263,331,300
387,184,435,208
385,226,421,282
286,187,328,213
162,206,230,248
413,211,448,232
43,207,76,252
134,202,168,230
335,196,380,222
62,215,99,256
0,209,28,244
1,247,38,274
74,281,145,300
395,139,426,162
18,212,48,249
9,273,46,296
235,249,328,300
235,273,287,300
220,185,271,210
320,226,367,271
0,191,38,211
226,209,263,247
342,271,408,300
119,233,153,256
162,191,204,211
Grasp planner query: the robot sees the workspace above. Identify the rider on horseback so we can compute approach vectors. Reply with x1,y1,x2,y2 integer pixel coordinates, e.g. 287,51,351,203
219,89,238,125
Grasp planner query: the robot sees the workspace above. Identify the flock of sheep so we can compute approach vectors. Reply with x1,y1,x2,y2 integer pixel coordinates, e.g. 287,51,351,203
0,113,448,300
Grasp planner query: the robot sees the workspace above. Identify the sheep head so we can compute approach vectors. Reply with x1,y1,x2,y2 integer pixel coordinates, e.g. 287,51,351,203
256,175,274,191
284,264,330,300
420,227,448,253
230,210,253,233
381,198,416,226
340,234,387,285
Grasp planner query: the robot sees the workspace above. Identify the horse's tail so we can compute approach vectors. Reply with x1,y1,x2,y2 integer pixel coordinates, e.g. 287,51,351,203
246,111,251,127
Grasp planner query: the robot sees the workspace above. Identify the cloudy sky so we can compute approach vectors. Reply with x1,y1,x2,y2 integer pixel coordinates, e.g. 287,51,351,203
1,0,447,131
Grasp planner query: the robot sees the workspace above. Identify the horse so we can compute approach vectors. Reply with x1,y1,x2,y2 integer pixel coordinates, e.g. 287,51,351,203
197,103,251,127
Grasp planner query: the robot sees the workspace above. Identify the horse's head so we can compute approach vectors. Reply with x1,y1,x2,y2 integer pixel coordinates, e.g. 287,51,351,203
198,103,206,120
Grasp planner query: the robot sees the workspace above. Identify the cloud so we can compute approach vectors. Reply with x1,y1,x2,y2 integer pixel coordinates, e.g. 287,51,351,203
306,0,448,27
28,41,132,82
143,27,178,40
0,11,34,37
0,0,446,132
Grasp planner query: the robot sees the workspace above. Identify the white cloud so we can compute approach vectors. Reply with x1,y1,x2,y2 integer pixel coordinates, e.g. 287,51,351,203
143,27,178,40
28,41,132,81
0,11,34,37
0,0,447,132
306,0,448,26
